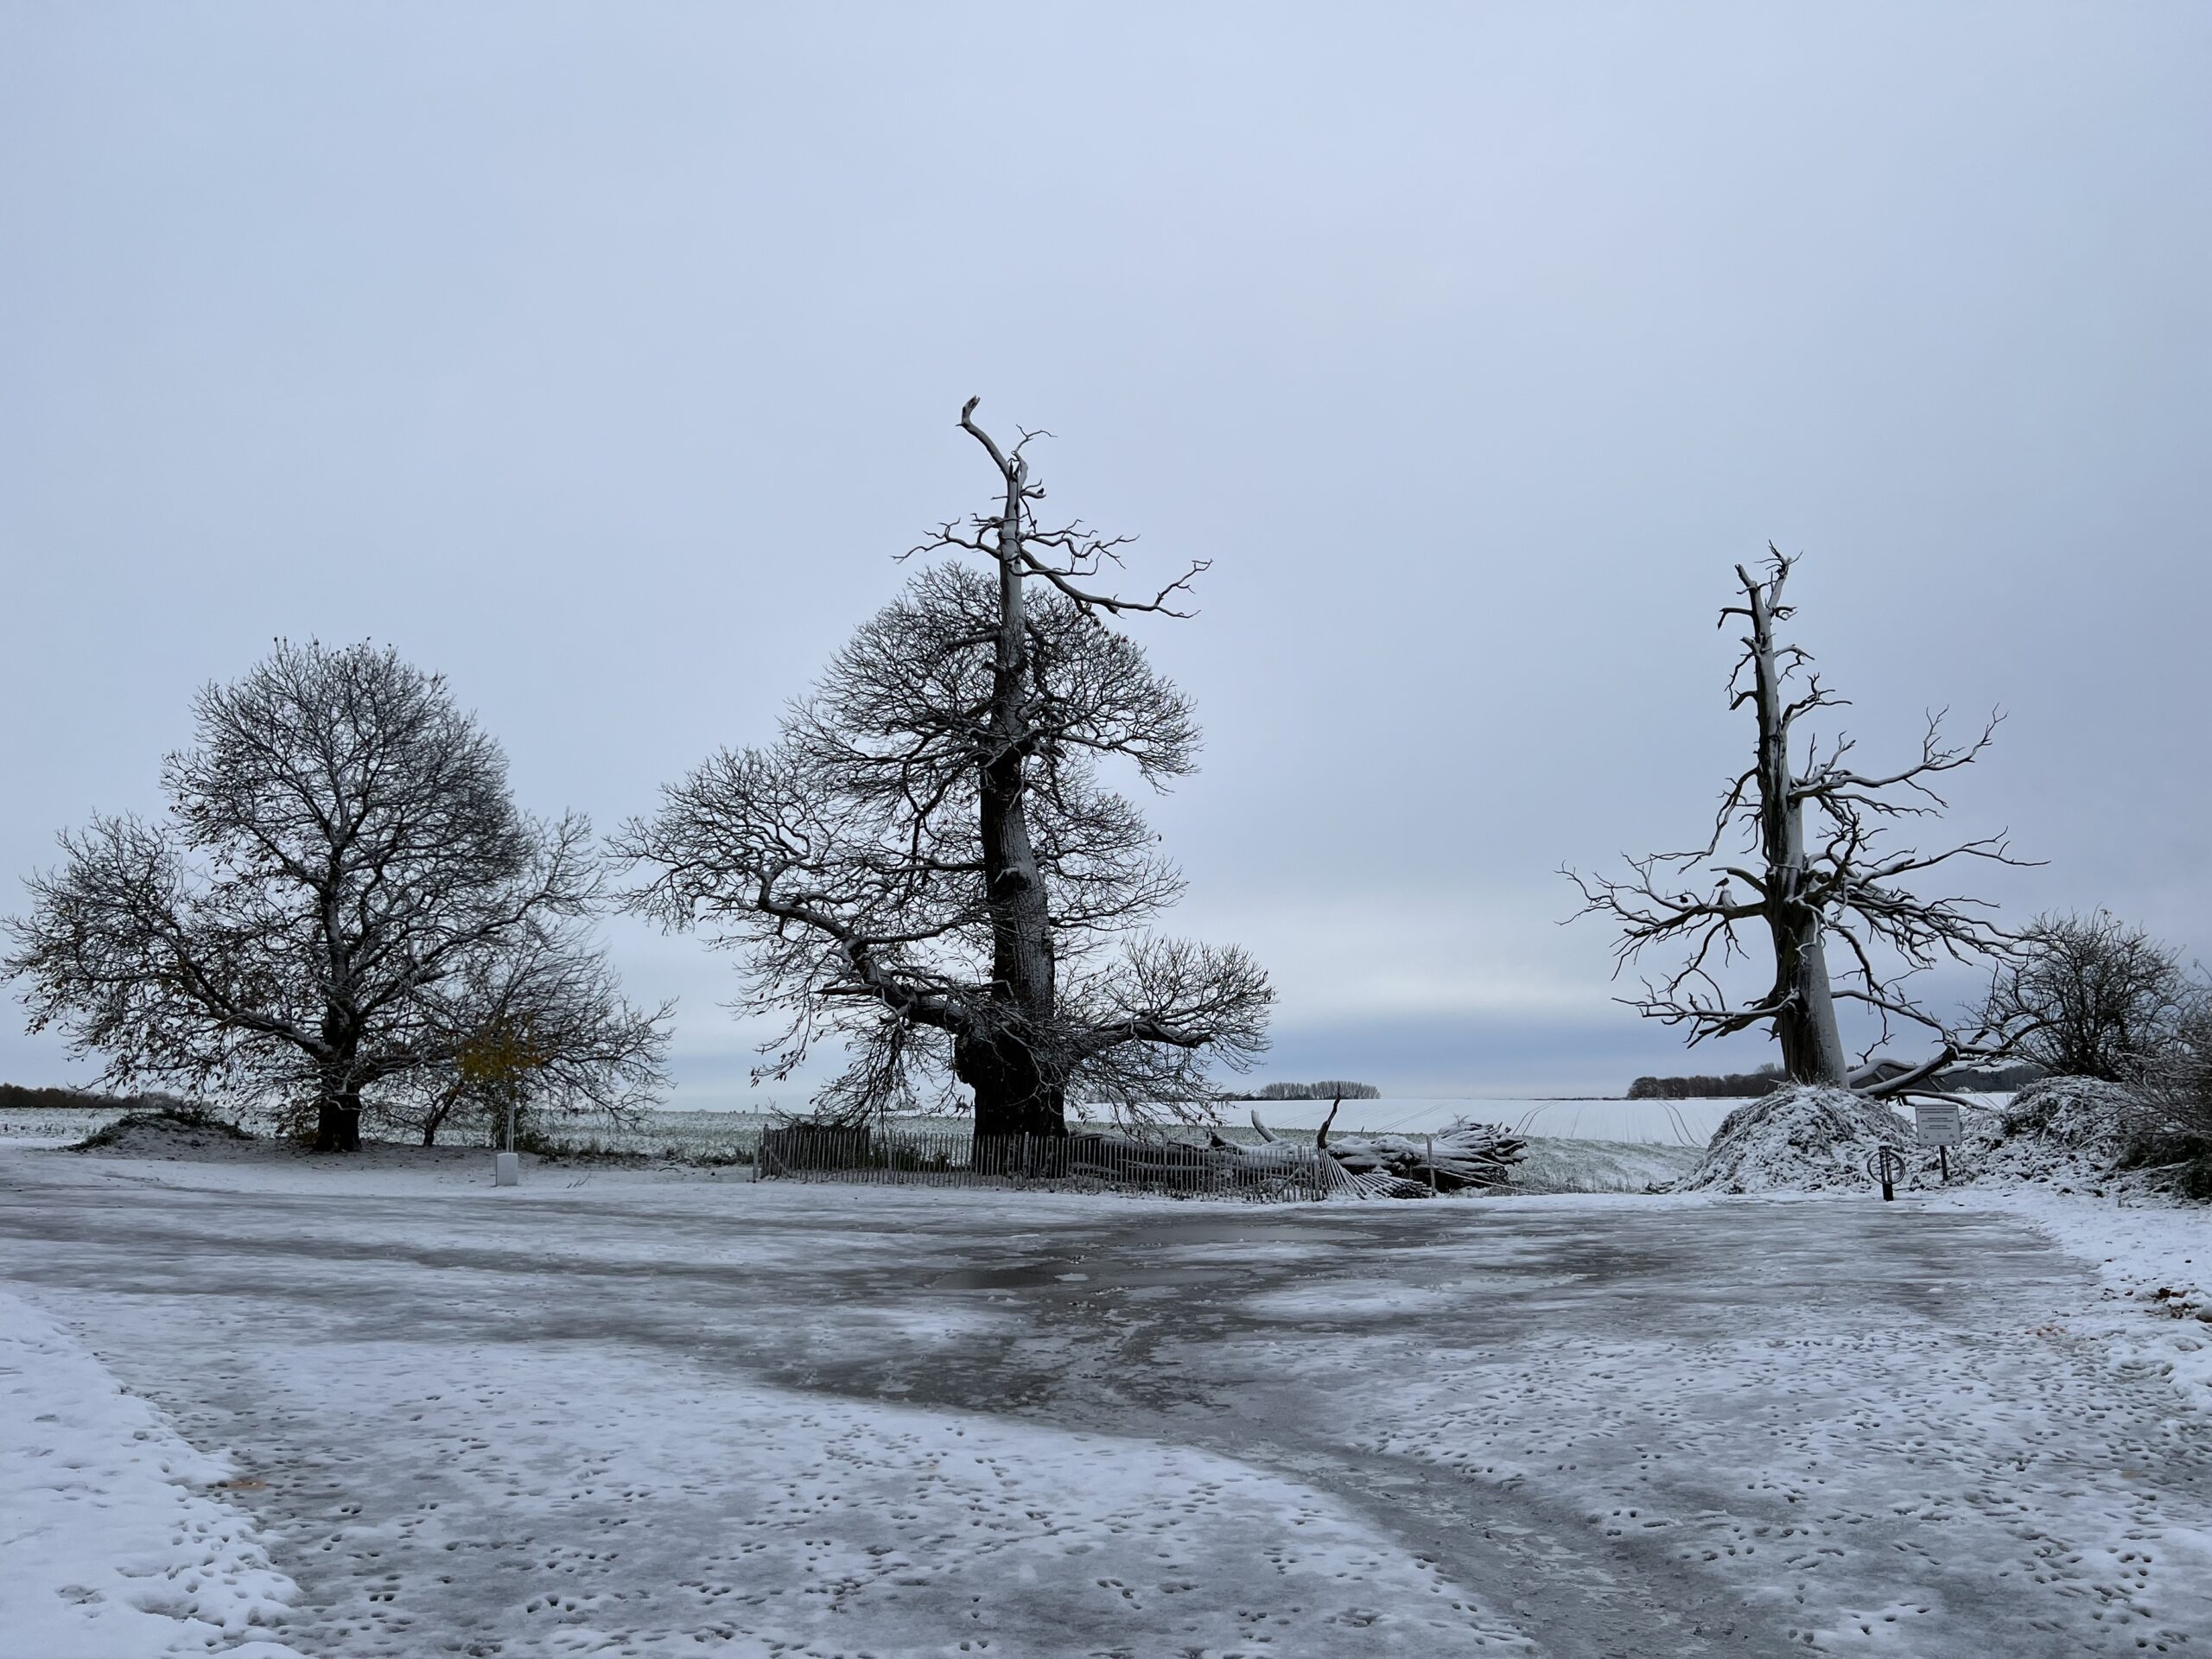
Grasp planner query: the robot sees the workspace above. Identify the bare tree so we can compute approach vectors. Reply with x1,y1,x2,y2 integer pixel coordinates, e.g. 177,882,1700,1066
5,641,666,1150
400,935,671,1147
620,399,1270,1136
1980,912,2197,1084
1566,550,2031,1092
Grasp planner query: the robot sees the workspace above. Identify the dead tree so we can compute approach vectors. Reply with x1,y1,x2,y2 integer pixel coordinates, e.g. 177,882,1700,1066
5,641,666,1150
621,400,1271,1137
1565,550,2031,1093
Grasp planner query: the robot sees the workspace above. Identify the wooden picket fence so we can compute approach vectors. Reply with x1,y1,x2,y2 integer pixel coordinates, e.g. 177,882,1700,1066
756,1124,1333,1203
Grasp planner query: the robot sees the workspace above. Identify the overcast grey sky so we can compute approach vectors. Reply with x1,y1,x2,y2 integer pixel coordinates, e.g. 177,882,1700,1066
3,5,2206,1102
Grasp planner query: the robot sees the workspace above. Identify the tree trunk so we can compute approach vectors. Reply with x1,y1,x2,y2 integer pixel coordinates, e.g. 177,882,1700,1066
313,1042,363,1153
1745,571,1851,1087
314,1084,362,1153
1772,907,1851,1084
955,1029,1066,1139
965,462,1067,1136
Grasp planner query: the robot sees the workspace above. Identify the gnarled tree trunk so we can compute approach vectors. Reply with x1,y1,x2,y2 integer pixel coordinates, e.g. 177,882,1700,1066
955,1030,1065,1139
315,1073,363,1153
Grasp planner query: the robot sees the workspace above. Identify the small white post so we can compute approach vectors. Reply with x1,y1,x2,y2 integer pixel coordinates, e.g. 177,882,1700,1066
495,1089,520,1186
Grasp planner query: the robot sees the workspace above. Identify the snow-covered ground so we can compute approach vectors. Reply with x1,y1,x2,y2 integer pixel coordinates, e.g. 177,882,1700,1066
3,1137,2209,1656
1,1287,308,1658
1933,1184,2212,1413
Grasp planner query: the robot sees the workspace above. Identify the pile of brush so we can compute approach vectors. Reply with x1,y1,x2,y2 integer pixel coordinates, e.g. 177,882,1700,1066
1233,1099,1526,1198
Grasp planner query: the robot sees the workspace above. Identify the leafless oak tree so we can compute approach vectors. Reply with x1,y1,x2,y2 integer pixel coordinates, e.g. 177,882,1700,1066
1566,550,2031,1093
620,400,1270,1136
5,641,668,1150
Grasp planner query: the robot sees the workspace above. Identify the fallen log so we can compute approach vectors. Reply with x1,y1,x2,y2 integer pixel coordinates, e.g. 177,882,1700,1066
1248,1098,1527,1198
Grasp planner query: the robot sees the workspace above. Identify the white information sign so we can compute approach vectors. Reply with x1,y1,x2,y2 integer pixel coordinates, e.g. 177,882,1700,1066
1913,1103,1963,1147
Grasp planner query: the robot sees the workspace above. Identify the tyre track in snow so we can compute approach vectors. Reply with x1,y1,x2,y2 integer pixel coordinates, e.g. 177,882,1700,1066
872,1215,1816,1656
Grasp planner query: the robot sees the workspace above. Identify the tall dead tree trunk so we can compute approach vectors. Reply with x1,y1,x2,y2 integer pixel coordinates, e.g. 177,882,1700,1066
1740,569,1852,1084
963,430,1066,1135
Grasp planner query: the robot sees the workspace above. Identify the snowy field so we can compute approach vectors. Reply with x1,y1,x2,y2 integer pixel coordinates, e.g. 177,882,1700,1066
4,1139,2210,1657
0,1096,1738,1159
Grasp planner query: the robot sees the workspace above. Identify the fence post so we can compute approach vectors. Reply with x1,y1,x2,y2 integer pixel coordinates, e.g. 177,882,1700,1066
1427,1135,1437,1195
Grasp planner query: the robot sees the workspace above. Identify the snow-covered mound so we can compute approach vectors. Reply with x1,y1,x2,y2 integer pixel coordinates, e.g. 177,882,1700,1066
72,1109,257,1160
1670,1084,1916,1193
1961,1075,2134,1186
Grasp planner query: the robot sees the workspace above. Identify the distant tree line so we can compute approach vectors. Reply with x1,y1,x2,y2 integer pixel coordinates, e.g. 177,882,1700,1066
1224,1080,1382,1101
1626,1060,2043,1099
1624,1068,1783,1100
0,1082,176,1112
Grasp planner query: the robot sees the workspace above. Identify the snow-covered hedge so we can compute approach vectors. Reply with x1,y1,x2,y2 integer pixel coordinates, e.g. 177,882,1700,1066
1959,1075,2136,1186
1670,1075,2169,1197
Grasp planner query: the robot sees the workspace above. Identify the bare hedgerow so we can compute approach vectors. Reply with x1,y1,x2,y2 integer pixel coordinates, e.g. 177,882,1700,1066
1980,911,2198,1084
2127,992,2212,1195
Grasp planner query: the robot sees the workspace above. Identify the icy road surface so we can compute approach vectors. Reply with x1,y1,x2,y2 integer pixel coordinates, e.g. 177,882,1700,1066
3,1152,2209,1658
